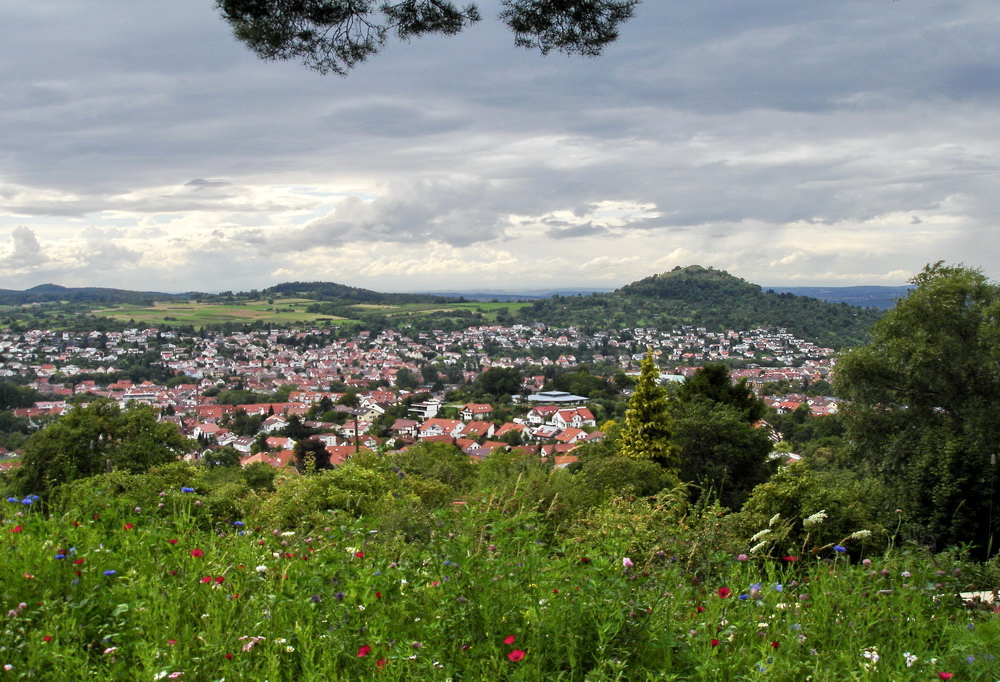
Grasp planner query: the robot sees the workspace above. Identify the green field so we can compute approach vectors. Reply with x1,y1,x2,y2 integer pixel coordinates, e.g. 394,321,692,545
89,299,531,328
92,299,349,327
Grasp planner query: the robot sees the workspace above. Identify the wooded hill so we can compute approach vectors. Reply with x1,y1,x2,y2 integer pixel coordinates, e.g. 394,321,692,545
515,265,882,348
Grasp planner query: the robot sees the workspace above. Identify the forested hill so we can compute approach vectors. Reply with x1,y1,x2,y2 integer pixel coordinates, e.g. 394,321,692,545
516,265,883,348
263,281,461,305
0,284,190,305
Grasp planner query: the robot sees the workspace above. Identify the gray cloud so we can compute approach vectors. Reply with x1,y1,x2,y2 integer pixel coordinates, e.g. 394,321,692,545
2,226,49,267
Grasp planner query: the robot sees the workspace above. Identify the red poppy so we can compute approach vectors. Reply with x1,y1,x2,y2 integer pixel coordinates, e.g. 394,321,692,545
43,636,52,643
72,521,79,527
200,576,212,584
717,587,731,599
73,558,84,565
783,556,798,562
215,576,225,584
168,539,178,545
123,523,133,530
376,658,387,669
10,526,21,533
358,645,371,657
225,653,233,660
355,551,364,558
504,635,516,645
190,548,204,558
771,641,779,649
711,639,720,647
375,592,382,599
696,605,705,613
507,650,526,662
939,674,954,680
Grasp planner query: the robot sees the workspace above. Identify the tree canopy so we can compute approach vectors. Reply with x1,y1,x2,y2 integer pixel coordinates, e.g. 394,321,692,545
618,349,679,474
15,400,192,497
216,0,640,75
836,262,1000,556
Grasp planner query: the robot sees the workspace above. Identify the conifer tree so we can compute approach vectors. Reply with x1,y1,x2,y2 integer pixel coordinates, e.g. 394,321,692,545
618,349,680,477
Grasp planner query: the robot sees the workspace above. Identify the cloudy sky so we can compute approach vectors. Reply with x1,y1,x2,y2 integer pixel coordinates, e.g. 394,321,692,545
1,1,998,294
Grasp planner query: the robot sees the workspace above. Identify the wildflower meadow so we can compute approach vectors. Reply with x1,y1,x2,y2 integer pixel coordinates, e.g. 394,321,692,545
1,463,998,680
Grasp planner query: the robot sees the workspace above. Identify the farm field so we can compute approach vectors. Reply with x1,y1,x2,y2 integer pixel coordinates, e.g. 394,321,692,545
92,299,354,327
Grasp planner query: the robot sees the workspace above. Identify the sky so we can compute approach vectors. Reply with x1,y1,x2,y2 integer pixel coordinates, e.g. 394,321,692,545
1,1,998,294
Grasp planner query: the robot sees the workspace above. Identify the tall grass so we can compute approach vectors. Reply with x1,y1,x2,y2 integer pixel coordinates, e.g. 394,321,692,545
1,488,997,680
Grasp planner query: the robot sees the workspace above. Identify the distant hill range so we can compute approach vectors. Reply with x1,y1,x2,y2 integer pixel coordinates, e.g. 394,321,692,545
1,267,887,346
764,285,910,311
0,284,192,306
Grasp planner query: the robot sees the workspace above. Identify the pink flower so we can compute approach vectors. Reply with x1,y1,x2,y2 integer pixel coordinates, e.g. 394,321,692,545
190,548,204,558
622,557,634,568
504,635,516,645
355,551,364,558
938,674,954,680
358,645,371,658
737,554,748,561
507,649,525,662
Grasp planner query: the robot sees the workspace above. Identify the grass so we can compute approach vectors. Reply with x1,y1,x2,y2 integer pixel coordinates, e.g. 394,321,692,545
92,300,352,327
2,487,997,680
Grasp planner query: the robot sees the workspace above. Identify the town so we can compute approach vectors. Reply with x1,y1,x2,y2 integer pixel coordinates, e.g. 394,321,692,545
0,322,842,470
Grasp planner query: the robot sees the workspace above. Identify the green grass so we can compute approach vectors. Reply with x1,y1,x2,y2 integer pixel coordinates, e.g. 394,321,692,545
1,482,996,681
92,300,353,327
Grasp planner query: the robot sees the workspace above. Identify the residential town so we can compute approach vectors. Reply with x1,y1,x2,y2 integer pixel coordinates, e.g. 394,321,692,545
0,322,842,469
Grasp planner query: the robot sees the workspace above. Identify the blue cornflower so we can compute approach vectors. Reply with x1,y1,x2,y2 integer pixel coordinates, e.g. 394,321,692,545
739,594,749,600
773,583,784,592
965,655,975,664
54,553,66,559
103,570,116,576
233,520,245,527
21,498,33,505
7,497,18,503
181,486,195,493
334,592,345,602
443,561,452,566
834,545,847,553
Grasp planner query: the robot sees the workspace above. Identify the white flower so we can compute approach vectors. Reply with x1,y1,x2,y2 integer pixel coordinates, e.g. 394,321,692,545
849,530,872,540
256,565,268,573
803,510,828,528
768,513,781,527
904,652,918,667
750,529,771,542
749,541,768,554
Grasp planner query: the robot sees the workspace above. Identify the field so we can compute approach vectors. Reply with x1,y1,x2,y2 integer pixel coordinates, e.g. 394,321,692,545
1,467,998,681
90,299,531,328
91,299,348,327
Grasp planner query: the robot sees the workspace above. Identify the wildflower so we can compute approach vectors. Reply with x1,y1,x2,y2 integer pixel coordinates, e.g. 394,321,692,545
133,507,141,514
938,674,953,680
43,636,52,643
255,565,267,573
749,541,768,554
2,665,11,672
233,521,244,527
580,557,590,564
334,592,345,602
783,556,798,562
181,487,195,493
225,653,233,660
711,638,720,647
355,551,364,558
358,645,371,657
168,539,178,545
103,647,117,655
10,526,22,533
104,570,116,576
862,558,872,567
718,587,731,599
904,652,918,667
834,545,846,553
803,510,827,528
850,530,872,540
190,549,204,558
504,635,516,645
771,641,779,649
123,523,133,530
215,576,225,584
750,529,771,542
901,571,911,578
737,554,748,561
200,576,212,584
507,650,525,662
376,658,387,669
622,557,634,569
773,583,783,592
768,513,781,526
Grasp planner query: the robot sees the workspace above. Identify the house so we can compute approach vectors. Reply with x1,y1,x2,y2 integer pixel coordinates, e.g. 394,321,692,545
460,420,495,439
459,403,493,421
526,405,560,425
551,407,596,430
391,418,419,440
418,418,464,440
555,427,587,444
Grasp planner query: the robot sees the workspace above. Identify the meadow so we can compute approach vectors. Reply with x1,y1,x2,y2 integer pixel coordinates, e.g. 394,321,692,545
2,466,997,681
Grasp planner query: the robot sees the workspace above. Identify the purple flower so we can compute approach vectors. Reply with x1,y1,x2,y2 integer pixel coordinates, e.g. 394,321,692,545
622,557,634,569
